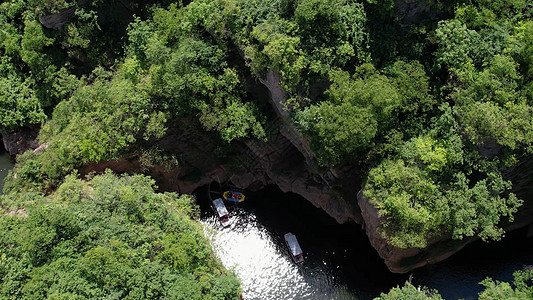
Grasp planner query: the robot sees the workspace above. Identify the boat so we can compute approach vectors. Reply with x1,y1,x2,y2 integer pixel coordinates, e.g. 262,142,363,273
284,233,304,264
223,190,245,203
212,198,231,227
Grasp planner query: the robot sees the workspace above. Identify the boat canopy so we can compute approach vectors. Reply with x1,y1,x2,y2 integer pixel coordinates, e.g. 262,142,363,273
213,198,229,216
286,234,302,256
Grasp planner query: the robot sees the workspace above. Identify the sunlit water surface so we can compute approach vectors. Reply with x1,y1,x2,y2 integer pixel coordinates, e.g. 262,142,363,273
1,144,531,299
203,211,317,299
199,187,404,300
198,186,533,300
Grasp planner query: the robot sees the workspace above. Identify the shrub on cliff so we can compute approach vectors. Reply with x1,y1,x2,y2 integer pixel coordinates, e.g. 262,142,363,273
2,0,533,268
479,268,533,299
375,281,443,300
363,6,532,249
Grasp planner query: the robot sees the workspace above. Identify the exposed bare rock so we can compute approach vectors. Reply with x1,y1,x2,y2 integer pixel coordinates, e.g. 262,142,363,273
395,0,435,24
33,142,49,155
77,67,533,274
40,7,76,30
5,208,28,217
477,138,503,157
504,156,533,232
234,130,362,224
358,155,533,273
252,70,361,223
1,127,39,156
358,190,476,273
258,71,316,164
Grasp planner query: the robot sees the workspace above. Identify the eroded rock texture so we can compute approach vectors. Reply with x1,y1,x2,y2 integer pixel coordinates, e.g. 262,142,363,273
1,127,39,156
78,70,533,274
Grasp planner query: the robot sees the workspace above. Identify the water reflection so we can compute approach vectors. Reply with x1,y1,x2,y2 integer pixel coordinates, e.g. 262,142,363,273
198,186,402,300
203,209,315,299
412,227,533,300
202,206,357,300
198,185,533,300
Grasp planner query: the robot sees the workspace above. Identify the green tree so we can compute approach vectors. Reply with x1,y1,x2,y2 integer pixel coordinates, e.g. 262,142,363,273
297,102,377,165
365,159,441,248
375,281,443,300
0,68,46,129
297,64,401,166
0,171,241,299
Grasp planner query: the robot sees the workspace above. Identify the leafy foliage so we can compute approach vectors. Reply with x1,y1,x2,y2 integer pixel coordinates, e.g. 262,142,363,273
479,268,533,299
360,1,533,248
2,0,533,257
0,64,46,129
378,268,533,300
375,281,443,300
0,171,240,299
195,0,369,89
365,159,441,248
296,64,402,165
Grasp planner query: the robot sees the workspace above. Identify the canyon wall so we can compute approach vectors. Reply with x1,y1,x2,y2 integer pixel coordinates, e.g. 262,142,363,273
80,69,532,274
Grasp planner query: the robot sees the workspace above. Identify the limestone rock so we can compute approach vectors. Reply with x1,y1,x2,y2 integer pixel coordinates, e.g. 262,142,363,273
357,190,474,273
357,154,533,273
40,7,76,31
1,127,39,156
396,0,434,24
77,69,533,274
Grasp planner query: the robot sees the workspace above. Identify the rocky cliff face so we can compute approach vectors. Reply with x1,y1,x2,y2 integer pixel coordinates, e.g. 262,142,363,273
244,70,499,274
358,190,477,273
40,7,76,30
395,0,440,25
79,71,363,225
153,103,363,225
357,155,533,273
80,70,533,274
1,127,39,156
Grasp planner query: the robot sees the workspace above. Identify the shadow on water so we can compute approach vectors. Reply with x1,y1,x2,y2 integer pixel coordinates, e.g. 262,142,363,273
196,184,533,300
197,185,406,300
412,227,533,300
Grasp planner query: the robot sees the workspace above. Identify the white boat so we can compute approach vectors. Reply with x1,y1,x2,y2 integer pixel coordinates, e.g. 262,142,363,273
284,232,304,263
212,198,231,227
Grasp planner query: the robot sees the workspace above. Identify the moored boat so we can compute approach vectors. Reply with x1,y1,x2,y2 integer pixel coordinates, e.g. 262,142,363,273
212,198,231,227
284,233,304,264
223,190,245,203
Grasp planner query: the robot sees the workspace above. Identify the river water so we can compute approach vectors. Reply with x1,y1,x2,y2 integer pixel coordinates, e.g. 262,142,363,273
0,148,13,194
198,185,533,300
0,150,530,299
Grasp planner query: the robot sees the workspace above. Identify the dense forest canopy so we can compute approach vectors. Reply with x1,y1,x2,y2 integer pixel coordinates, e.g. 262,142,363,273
1,0,533,297
0,171,241,299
